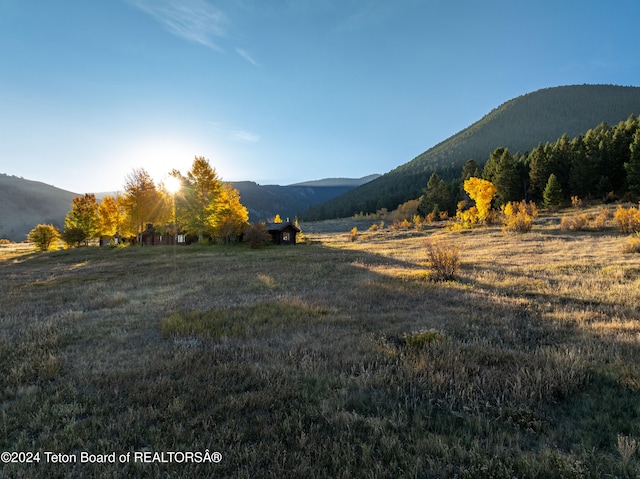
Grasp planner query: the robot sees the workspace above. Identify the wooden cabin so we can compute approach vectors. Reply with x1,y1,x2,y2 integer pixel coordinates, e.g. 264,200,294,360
266,221,301,245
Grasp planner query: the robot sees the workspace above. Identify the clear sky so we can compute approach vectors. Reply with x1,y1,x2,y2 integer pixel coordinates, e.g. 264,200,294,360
1,0,639,193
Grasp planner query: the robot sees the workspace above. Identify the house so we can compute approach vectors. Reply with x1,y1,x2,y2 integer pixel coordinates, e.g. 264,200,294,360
139,223,186,246
266,221,301,245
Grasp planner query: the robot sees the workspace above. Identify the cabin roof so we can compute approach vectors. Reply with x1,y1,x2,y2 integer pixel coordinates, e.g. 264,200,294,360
266,222,300,232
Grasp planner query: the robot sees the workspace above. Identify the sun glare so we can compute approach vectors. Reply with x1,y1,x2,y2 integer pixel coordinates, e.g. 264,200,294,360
164,175,181,194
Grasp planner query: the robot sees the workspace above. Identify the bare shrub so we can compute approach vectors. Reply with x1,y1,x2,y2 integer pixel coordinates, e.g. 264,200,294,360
617,434,638,464
245,222,272,249
560,214,589,231
424,240,460,281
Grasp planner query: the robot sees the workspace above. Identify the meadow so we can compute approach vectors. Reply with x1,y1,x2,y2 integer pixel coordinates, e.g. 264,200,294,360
1,217,640,478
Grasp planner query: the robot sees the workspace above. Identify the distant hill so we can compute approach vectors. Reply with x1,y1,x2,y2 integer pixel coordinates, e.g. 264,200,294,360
233,175,380,221
302,84,640,219
0,174,77,242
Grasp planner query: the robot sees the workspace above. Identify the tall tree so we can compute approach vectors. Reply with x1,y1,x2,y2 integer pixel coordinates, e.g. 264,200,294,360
63,193,100,246
627,128,640,195
483,147,521,206
528,143,552,200
122,168,163,239
213,184,249,243
543,173,563,209
418,173,451,217
183,156,223,242
97,195,122,237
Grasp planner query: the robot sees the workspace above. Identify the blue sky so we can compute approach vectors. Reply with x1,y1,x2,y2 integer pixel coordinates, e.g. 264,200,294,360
1,0,639,193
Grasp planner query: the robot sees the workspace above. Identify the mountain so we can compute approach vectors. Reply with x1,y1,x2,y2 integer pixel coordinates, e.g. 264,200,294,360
233,175,380,221
0,174,78,242
301,84,640,220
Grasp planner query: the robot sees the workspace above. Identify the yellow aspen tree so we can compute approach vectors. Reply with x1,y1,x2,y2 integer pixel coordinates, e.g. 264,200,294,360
463,177,496,224
97,195,121,237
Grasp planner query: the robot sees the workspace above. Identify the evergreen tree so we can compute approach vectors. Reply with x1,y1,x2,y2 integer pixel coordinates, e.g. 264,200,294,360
418,173,451,216
528,143,552,200
543,173,563,209
483,147,521,205
627,128,640,195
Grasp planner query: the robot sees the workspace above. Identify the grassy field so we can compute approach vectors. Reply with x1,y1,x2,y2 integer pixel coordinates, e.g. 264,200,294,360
1,218,640,478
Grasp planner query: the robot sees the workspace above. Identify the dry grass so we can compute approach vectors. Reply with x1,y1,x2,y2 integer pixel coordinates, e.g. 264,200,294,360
1,217,640,477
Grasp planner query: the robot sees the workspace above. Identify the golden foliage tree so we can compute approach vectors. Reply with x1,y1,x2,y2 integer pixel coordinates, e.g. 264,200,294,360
27,224,59,251
121,168,163,238
213,184,249,243
457,177,496,226
97,195,122,237
63,193,100,246
182,157,223,242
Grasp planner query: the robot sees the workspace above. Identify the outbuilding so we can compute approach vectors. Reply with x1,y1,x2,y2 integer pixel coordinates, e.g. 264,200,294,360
266,221,301,245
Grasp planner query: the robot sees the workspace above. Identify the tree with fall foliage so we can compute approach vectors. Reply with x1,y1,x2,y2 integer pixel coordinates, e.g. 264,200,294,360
460,177,496,224
97,195,123,238
63,193,100,246
27,224,59,251
180,157,223,242
121,168,164,240
213,184,249,243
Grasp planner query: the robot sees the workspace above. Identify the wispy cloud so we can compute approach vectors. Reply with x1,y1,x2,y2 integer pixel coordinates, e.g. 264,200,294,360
235,47,259,67
209,121,261,144
232,130,261,143
126,0,228,51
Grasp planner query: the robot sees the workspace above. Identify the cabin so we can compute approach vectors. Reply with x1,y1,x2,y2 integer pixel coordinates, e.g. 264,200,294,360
266,221,301,245
139,224,186,246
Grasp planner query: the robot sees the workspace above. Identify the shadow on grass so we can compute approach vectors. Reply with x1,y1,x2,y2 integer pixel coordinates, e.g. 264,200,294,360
1,238,639,478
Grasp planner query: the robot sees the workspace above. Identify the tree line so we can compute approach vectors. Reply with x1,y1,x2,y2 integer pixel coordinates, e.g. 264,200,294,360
29,157,250,249
418,115,640,218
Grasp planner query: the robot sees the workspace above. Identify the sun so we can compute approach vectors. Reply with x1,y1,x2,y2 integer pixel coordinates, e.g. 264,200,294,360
164,175,181,194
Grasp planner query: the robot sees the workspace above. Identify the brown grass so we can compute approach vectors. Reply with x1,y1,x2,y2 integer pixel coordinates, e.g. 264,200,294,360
1,217,640,477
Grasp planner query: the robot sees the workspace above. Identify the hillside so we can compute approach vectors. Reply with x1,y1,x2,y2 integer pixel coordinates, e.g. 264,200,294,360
234,175,380,221
302,84,640,219
0,174,77,242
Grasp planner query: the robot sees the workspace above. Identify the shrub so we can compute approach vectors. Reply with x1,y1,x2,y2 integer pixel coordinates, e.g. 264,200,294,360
0,239,11,245
424,240,460,281
622,233,640,254
613,205,640,234
502,200,538,233
560,214,589,231
349,227,358,242
244,222,272,249
571,196,584,209
591,208,611,230
27,224,59,251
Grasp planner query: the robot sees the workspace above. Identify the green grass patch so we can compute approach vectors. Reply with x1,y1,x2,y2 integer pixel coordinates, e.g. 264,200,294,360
161,300,332,340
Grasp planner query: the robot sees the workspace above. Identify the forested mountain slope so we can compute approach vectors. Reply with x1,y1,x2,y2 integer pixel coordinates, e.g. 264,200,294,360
302,84,640,219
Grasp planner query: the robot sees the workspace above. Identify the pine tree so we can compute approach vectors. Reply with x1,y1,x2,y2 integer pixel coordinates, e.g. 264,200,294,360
483,147,520,206
418,173,450,216
543,173,563,209
627,129,640,195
